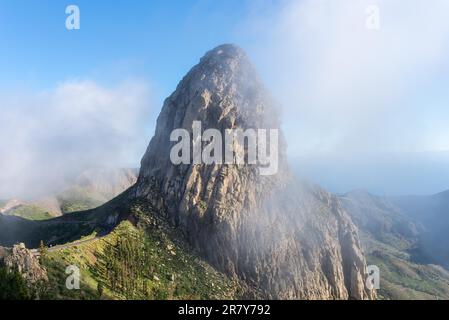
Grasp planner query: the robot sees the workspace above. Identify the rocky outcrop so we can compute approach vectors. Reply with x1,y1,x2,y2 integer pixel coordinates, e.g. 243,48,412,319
3,243,47,284
134,44,375,299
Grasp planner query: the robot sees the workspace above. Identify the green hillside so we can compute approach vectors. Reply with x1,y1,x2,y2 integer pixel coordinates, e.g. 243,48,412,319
6,205,53,221
341,190,449,300
57,187,105,214
368,249,449,300
0,168,138,221
41,220,243,300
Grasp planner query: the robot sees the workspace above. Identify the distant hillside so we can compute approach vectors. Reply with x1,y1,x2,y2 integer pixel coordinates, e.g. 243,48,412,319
391,190,449,267
341,190,449,299
340,190,421,251
0,168,138,220
0,187,135,248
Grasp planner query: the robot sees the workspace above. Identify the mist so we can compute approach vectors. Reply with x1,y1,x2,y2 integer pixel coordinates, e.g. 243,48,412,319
241,0,449,194
0,79,152,199
2,0,449,199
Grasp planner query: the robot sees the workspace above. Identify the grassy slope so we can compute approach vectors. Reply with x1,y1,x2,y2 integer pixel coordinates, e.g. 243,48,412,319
6,205,53,221
368,250,449,299
0,168,138,220
360,231,449,300
41,220,242,300
0,192,104,222
57,187,105,214
4,189,110,221
0,189,135,248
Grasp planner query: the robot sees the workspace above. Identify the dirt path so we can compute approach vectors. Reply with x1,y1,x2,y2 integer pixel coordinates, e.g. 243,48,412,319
31,236,103,255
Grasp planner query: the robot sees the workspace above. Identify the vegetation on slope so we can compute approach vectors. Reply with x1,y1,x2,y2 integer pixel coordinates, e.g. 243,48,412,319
57,187,104,214
0,168,138,222
41,219,242,300
356,224,449,300
368,250,449,300
0,266,32,300
6,205,53,221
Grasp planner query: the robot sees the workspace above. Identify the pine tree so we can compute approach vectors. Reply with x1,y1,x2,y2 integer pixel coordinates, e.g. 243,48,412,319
97,282,104,298
0,267,30,300
38,240,48,259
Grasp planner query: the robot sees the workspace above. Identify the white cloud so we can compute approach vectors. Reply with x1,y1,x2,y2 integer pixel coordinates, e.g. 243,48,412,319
0,79,152,199
243,0,449,156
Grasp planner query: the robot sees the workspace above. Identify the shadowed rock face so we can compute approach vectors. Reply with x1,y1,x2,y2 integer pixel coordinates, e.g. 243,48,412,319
135,44,375,299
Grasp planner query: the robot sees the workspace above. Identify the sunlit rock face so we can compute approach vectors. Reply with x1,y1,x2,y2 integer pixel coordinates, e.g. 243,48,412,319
134,44,375,299
2,243,48,284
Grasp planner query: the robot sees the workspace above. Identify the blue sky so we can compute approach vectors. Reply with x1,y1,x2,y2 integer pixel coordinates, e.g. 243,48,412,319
0,0,250,94
1,0,449,196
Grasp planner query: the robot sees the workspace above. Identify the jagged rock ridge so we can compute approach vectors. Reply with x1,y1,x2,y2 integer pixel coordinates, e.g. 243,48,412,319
134,44,375,299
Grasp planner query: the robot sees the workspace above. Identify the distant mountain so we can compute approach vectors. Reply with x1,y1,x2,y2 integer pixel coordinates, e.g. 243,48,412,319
57,168,138,214
341,190,449,299
391,190,449,267
0,168,138,220
340,190,421,251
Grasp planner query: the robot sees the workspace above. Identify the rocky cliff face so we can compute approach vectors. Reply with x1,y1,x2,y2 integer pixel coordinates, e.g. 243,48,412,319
134,44,375,299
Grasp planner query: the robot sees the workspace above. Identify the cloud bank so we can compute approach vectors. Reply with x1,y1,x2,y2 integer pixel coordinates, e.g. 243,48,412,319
239,0,449,194
244,0,449,156
0,80,152,199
